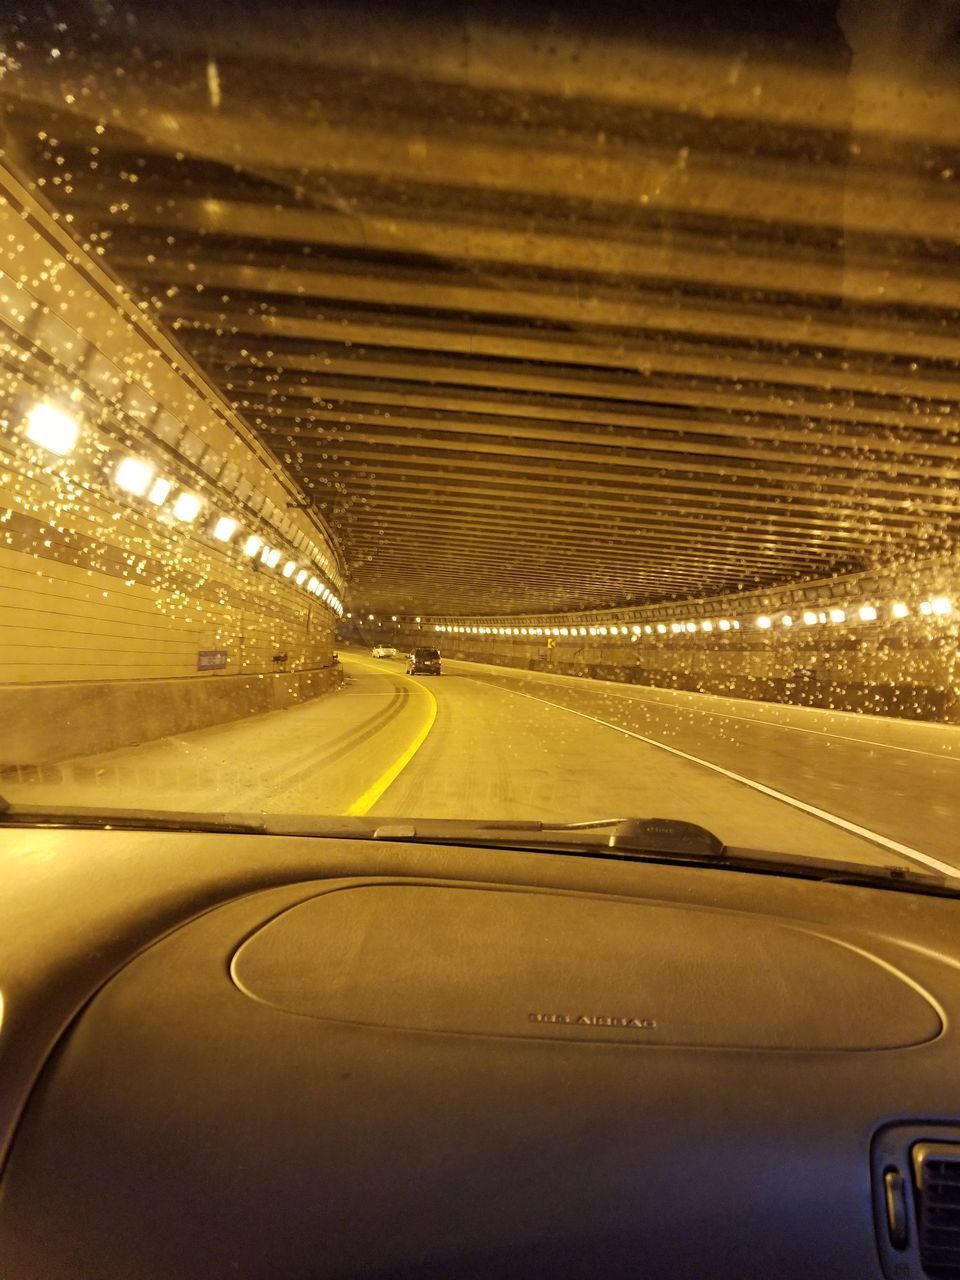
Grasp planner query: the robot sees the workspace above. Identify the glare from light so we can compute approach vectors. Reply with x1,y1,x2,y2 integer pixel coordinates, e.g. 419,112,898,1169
782,614,794,627
656,623,667,634
931,597,953,616
732,620,741,629
172,491,203,522
589,627,597,636
212,516,238,543
25,402,79,455
115,456,154,496
891,601,909,619
282,560,296,578
718,619,731,631
701,620,713,632
415,617,421,624
671,623,682,634
828,608,845,624
579,627,587,636
147,477,172,505
803,611,818,625
598,626,608,636
632,624,642,635
756,615,772,629
560,627,569,636
858,604,878,622
295,569,308,585
686,622,697,634
242,534,262,557
309,577,320,593
391,615,398,622
368,613,375,621
818,612,827,624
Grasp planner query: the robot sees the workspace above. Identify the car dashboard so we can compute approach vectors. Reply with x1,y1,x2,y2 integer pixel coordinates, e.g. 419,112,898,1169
1,822,959,1279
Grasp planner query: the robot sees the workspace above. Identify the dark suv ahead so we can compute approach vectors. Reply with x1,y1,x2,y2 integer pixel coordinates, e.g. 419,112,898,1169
407,646,442,676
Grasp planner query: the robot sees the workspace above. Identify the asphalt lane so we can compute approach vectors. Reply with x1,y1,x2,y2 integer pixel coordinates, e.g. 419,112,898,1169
0,659,433,816
3,650,958,873
434,657,960,867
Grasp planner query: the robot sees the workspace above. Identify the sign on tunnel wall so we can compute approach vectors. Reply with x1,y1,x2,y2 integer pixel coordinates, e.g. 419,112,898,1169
197,650,230,672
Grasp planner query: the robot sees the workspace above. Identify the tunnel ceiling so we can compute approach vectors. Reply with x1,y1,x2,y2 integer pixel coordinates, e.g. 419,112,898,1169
4,2,960,617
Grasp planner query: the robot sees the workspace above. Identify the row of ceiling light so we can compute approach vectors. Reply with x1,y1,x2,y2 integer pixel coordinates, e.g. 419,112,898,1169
21,401,344,617
434,597,954,638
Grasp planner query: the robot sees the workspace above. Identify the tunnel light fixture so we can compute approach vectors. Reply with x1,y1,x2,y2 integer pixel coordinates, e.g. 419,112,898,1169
802,611,819,625
282,560,297,578
891,601,909,619
828,608,846,624
644,625,652,635
858,604,878,622
718,619,731,632
701,620,713,633
685,622,697,634
114,456,155,496
755,615,772,629
671,623,682,634
265,548,281,569
732,620,741,630
309,578,320,593
24,402,80,455
631,634,639,643
295,569,308,585
368,614,375,621
782,615,794,627
930,596,953,616
242,534,262,557
211,515,238,543
656,623,667,634
598,626,608,636
147,476,172,505
171,491,203,523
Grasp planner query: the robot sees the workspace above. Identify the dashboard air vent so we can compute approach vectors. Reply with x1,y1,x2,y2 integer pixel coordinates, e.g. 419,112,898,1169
913,1143,960,1278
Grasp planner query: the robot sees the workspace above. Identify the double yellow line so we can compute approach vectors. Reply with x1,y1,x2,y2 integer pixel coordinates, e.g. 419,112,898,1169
342,656,438,816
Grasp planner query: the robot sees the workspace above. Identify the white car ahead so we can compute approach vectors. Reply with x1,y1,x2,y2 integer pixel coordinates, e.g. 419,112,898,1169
371,645,397,658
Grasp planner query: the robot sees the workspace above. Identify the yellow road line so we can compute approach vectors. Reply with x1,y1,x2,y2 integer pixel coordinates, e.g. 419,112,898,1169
341,657,438,816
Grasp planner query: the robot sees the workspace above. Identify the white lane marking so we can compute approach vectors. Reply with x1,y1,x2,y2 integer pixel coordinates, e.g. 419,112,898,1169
499,685,959,878
455,663,960,763
613,691,960,761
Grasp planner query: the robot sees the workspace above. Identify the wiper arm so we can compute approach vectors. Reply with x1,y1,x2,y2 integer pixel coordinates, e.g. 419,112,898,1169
2,803,954,895
546,816,725,858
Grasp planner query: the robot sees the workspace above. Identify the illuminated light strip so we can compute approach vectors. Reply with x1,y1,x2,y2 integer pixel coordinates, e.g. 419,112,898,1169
495,686,957,877
341,660,438,816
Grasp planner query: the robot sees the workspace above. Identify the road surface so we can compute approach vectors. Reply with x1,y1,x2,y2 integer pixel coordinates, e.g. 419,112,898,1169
4,650,960,874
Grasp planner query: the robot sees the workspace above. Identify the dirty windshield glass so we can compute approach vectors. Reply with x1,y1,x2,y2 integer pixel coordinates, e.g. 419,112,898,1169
1,0,959,874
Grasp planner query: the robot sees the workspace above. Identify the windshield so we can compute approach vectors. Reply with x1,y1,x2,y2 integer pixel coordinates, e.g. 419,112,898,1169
1,0,959,878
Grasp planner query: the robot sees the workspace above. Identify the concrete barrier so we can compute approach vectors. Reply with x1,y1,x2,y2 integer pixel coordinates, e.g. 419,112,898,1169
1,663,344,766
